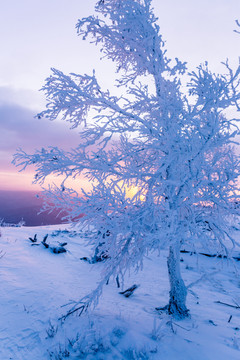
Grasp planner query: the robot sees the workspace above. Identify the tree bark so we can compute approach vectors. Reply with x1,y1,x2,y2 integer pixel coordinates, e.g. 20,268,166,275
166,244,189,319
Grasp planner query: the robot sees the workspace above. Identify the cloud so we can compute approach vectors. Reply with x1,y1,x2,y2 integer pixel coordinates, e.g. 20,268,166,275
0,86,45,111
0,103,80,152
0,89,81,180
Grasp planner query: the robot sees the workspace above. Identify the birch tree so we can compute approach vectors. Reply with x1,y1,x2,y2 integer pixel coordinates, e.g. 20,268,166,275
13,0,240,318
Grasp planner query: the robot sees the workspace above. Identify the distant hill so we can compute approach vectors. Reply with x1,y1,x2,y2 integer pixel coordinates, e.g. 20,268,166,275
0,190,67,226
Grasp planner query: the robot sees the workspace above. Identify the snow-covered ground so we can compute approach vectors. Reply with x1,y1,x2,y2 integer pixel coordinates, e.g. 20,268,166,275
0,224,240,359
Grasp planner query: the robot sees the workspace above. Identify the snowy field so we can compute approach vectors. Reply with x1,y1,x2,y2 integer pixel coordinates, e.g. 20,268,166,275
0,224,240,359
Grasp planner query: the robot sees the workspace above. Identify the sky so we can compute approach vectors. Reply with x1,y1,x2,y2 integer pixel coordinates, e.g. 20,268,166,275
0,0,240,191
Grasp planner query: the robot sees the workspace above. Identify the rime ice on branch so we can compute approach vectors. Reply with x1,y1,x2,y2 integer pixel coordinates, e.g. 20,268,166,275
13,0,240,318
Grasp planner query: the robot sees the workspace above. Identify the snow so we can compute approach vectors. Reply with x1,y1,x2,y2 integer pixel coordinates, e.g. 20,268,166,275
0,224,240,359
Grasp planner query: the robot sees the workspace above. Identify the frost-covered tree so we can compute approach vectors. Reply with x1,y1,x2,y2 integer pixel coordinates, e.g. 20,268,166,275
13,0,240,318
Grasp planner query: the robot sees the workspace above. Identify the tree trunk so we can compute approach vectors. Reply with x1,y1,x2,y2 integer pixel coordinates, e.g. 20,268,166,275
166,244,189,319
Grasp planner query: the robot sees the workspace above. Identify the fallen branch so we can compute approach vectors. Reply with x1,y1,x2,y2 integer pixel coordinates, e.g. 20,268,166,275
29,233,67,254
180,249,240,261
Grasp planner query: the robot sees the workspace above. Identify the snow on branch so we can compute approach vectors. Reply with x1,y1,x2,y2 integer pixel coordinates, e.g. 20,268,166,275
76,0,166,79
13,0,240,319
37,68,119,128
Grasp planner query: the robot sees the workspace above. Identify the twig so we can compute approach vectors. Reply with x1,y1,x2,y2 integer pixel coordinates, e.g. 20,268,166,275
187,270,218,289
214,301,240,309
119,284,139,297
59,304,86,321
29,234,38,243
172,322,192,331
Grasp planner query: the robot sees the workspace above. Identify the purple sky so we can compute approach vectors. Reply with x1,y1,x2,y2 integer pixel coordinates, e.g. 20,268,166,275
0,0,240,191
